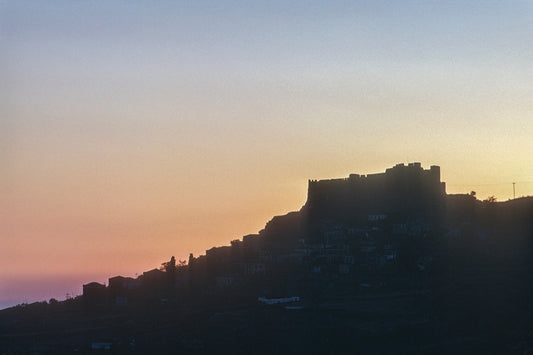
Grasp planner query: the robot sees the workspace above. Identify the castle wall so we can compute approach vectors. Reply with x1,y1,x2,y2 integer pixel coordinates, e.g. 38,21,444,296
306,163,445,222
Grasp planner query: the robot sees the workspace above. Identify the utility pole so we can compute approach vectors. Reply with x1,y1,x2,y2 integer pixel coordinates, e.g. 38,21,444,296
513,182,516,199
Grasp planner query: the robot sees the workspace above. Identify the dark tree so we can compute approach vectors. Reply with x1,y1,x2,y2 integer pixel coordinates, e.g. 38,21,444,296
161,256,176,272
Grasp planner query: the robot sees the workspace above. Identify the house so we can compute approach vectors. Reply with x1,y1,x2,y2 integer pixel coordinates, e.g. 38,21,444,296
91,342,112,350
108,276,141,290
82,282,107,308
139,269,165,292
258,296,299,305
319,244,347,265
206,246,232,276
242,234,261,253
244,262,266,275
338,264,351,274
343,255,355,264
108,276,141,305
141,268,164,282
393,223,408,235
324,229,346,243
383,243,398,262
216,275,237,288
368,214,387,222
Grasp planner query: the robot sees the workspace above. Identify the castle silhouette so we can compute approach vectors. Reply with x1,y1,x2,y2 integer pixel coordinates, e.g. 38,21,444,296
306,162,445,222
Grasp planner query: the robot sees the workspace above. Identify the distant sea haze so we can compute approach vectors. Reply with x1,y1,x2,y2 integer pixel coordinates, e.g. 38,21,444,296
0,275,102,310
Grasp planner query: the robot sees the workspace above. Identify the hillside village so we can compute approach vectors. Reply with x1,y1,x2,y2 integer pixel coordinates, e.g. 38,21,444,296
84,211,436,310
82,163,446,309
2,163,533,353
83,163,529,310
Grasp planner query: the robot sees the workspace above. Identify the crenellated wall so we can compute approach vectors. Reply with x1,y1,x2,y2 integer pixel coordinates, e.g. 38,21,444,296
305,163,446,222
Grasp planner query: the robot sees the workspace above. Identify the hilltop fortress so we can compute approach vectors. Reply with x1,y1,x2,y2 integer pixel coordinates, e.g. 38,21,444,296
260,163,448,244
305,163,446,223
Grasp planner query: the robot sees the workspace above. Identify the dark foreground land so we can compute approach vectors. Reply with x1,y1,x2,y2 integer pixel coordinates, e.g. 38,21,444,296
1,266,532,354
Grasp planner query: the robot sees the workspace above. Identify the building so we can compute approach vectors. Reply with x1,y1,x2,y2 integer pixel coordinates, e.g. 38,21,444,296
306,163,446,224
82,282,107,309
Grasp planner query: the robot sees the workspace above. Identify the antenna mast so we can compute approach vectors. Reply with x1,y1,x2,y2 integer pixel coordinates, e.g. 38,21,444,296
513,182,516,199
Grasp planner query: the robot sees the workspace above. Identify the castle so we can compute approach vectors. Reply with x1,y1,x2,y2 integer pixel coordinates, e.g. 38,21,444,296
305,163,446,223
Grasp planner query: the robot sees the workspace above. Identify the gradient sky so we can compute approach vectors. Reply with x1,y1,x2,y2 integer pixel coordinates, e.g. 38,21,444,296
2,0,533,308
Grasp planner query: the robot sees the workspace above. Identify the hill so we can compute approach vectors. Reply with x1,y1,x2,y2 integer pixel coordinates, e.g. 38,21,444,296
1,163,533,353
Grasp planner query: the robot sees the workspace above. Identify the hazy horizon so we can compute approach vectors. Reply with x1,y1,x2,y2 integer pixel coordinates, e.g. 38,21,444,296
2,1,533,308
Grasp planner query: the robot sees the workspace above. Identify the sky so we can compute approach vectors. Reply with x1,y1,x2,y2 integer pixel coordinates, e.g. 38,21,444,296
2,0,533,308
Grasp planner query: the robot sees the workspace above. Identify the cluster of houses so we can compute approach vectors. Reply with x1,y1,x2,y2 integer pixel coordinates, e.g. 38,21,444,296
83,164,446,308
83,212,436,309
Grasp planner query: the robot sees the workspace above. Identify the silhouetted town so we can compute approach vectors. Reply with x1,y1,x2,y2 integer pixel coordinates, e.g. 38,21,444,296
2,163,533,353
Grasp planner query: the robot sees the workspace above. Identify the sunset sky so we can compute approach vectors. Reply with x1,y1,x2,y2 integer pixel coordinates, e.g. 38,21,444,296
2,1,533,308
